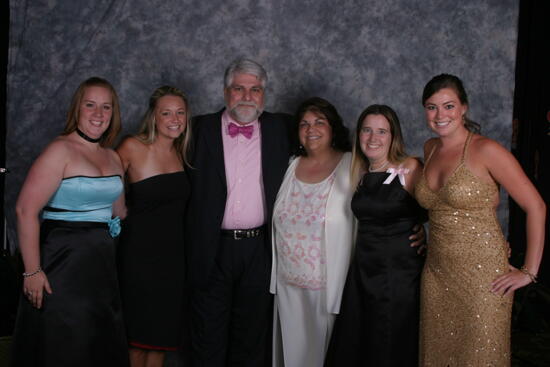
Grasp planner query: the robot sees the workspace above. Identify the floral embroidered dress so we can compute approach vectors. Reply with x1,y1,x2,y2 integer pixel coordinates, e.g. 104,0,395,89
274,173,332,290
272,160,336,367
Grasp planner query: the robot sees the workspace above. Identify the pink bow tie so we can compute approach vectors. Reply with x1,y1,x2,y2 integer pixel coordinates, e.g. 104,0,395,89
228,123,254,139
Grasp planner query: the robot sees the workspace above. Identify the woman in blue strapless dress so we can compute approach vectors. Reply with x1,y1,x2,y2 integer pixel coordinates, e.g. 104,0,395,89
116,86,192,367
11,77,129,366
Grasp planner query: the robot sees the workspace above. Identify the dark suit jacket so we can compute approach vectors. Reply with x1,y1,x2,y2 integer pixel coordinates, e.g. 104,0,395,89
186,109,291,288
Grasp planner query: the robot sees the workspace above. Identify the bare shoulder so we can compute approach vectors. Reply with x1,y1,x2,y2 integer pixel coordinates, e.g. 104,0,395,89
117,135,147,154
402,156,422,172
39,136,74,161
469,134,510,160
23,136,73,185
402,156,423,190
116,136,148,160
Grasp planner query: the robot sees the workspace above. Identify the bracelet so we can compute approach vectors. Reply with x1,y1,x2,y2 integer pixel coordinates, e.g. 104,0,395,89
520,266,538,283
22,267,42,278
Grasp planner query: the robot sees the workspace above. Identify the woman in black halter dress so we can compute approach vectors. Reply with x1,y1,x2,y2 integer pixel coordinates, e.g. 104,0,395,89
325,105,426,367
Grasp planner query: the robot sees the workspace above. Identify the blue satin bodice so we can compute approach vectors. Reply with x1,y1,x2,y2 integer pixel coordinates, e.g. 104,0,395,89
42,175,123,223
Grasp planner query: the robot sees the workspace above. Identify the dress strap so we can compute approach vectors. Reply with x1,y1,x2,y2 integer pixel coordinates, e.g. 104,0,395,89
460,132,473,164
424,141,438,168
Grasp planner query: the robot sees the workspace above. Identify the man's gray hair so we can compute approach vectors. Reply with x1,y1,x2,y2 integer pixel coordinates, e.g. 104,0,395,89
224,58,268,89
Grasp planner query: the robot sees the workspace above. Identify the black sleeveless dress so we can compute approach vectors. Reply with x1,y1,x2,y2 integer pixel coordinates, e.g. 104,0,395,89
118,171,190,350
325,172,426,367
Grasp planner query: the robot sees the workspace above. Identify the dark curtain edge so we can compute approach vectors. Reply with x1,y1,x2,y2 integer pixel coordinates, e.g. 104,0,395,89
510,0,550,285
1,0,9,250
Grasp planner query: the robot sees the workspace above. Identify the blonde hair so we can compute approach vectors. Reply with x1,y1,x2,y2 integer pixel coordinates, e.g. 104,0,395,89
63,77,121,147
351,104,408,188
136,85,192,166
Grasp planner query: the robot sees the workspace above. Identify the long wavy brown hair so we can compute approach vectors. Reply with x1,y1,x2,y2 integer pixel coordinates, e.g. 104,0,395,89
63,77,121,147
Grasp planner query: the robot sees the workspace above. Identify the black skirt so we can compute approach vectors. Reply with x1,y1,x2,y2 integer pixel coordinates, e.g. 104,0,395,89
11,220,129,367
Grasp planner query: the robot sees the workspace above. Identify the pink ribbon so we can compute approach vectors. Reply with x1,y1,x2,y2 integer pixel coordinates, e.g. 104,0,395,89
383,166,410,186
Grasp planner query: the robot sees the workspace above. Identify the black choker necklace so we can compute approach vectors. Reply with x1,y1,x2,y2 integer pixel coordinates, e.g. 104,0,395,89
76,128,101,143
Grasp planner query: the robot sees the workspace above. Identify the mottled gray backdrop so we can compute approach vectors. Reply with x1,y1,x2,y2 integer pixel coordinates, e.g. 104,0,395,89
6,0,518,250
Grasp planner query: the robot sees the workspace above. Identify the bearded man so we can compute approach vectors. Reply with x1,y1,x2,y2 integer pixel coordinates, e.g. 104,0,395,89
187,58,291,366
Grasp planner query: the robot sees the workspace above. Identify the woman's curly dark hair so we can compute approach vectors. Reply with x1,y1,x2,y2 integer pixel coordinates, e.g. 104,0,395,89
291,97,351,156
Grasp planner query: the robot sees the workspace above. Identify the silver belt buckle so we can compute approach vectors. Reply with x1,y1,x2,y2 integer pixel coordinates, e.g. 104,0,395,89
234,230,242,240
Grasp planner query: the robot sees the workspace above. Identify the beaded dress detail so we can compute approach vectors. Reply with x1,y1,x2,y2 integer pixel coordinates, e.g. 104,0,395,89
415,133,512,366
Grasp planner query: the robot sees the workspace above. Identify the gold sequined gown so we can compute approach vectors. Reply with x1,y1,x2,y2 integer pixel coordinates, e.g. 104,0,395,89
415,133,512,366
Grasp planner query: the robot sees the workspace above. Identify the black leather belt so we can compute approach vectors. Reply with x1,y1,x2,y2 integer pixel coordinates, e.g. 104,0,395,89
221,226,265,240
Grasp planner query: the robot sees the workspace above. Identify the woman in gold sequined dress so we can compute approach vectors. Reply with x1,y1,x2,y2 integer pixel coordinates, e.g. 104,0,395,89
415,74,545,366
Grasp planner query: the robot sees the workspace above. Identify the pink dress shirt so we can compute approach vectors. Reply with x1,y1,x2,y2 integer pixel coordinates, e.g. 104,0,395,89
221,110,266,229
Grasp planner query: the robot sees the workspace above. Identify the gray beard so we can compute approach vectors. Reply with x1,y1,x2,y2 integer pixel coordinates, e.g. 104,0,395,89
228,104,263,124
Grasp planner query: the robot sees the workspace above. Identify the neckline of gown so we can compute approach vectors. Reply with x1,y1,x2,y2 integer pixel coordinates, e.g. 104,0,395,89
63,174,122,180
421,163,496,196
360,171,416,201
421,161,464,195
293,154,344,186
129,171,185,186
422,132,471,194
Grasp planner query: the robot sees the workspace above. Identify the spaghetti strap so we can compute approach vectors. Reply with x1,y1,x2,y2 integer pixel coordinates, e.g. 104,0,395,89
424,142,438,170
460,132,473,164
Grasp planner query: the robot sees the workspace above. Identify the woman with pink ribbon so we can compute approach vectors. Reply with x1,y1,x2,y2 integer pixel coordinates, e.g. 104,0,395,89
325,104,426,366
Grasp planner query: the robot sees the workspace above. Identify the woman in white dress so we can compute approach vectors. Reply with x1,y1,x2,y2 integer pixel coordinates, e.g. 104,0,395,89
270,97,353,367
